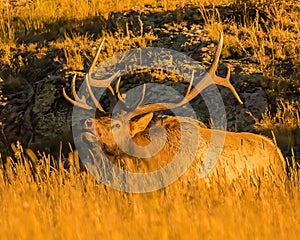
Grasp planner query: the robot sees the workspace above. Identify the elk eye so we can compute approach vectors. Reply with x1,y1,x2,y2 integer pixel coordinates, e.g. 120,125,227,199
111,123,121,129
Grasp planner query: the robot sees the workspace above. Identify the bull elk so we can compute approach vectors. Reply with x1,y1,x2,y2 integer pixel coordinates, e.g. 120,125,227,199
63,32,286,184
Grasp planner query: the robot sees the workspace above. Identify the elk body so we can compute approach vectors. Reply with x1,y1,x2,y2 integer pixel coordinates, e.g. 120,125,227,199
63,32,286,183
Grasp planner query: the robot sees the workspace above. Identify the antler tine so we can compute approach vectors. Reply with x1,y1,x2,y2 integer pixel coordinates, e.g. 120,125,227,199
207,31,243,104
85,38,121,113
212,65,243,104
62,75,93,110
83,38,105,112
87,38,121,88
88,38,106,76
71,74,80,100
185,71,194,97
123,84,146,118
85,38,125,112
85,73,106,112
132,84,146,110
115,77,126,103
207,30,224,76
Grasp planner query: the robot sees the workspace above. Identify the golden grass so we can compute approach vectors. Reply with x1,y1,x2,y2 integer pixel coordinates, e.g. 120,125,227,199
252,100,300,150
0,144,299,239
1,0,299,70
258,100,300,131
1,0,299,78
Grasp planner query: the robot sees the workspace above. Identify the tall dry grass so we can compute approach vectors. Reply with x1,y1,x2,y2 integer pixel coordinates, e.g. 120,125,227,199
1,0,299,79
0,144,299,239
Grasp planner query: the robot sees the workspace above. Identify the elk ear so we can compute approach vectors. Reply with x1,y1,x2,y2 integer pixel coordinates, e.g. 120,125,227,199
129,112,154,137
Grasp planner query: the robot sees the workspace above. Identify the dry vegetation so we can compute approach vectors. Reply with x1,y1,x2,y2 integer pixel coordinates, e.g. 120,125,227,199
0,144,299,239
0,0,300,239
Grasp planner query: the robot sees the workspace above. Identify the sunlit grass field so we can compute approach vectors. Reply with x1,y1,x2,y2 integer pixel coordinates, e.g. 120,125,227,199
0,147,299,239
0,0,300,239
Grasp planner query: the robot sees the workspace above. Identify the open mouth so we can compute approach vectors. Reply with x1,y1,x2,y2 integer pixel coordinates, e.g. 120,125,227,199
81,131,98,144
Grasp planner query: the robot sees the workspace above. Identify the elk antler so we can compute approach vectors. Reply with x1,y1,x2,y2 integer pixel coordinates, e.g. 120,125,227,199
63,39,120,113
63,32,243,118
127,31,243,119
63,74,94,110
